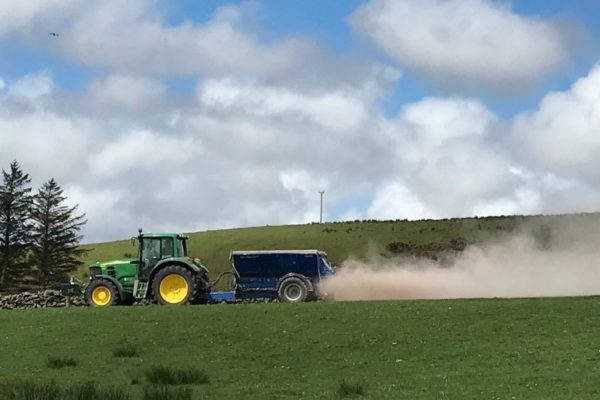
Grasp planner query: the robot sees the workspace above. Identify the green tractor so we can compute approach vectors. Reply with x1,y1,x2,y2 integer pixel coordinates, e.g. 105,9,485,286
85,229,211,306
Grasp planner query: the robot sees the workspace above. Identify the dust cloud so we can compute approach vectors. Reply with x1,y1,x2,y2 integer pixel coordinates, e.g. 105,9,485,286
319,232,600,301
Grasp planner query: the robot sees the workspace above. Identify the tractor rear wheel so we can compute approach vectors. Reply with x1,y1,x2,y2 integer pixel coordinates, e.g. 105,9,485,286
278,277,308,303
85,279,119,307
153,265,195,305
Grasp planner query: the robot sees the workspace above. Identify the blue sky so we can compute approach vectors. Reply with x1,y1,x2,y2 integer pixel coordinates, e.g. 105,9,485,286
1,0,599,241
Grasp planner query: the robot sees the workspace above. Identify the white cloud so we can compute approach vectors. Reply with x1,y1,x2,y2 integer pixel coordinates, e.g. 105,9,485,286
0,109,92,181
367,182,434,220
89,130,196,178
279,170,329,196
198,79,371,133
473,188,541,216
0,0,79,36
7,71,54,100
399,97,495,148
383,96,516,215
351,0,571,89
511,64,600,180
89,74,166,110
65,187,121,216
64,186,128,238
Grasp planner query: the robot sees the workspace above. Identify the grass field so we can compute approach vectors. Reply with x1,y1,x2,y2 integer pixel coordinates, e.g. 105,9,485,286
2,297,600,399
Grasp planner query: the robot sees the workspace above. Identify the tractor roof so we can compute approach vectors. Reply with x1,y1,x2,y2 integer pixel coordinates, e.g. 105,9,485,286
231,250,327,256
139,232,188,239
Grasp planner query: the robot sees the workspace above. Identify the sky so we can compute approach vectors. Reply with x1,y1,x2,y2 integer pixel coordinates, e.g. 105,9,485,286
0,0,599,242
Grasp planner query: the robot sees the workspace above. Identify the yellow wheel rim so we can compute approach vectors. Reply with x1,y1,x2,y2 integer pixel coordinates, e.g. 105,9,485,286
91,286,112,306
159,274,189,304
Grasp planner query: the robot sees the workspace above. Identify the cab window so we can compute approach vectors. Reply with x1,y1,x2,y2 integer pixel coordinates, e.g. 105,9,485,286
161,238,173,258
142,238,161,260
142,238,174,260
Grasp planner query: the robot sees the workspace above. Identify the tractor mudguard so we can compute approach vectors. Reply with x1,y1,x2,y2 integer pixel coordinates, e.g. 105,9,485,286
90,275,126,301
277,273,314,293
148,259,207,285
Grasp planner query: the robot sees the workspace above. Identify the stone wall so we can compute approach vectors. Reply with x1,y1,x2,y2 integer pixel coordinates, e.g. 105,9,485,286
0,290,86,310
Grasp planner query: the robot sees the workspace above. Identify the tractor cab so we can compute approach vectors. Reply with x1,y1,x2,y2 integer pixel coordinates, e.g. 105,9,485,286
136,229,189,279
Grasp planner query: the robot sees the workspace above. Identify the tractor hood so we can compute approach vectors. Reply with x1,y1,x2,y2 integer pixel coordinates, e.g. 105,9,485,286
91,259,137,268
89,259,138,279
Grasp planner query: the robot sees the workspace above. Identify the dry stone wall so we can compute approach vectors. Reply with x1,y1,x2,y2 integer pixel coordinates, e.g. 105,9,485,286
0,291,279,309
0,290,86,310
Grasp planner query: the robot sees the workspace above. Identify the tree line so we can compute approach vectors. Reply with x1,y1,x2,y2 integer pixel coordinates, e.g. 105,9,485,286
0,160,87,292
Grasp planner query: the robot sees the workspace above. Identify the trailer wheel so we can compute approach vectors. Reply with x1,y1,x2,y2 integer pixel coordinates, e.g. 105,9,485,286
278,277,308,303
153,265,194,305
85,279,119,307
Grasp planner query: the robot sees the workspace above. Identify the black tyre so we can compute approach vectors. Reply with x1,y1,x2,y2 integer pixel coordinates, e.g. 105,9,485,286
85,279,120,307
278,277,308,303
120,294,136,305
152,265,195,305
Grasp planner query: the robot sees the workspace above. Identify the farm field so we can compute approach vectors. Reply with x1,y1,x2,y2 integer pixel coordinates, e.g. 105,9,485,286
2,297,600,399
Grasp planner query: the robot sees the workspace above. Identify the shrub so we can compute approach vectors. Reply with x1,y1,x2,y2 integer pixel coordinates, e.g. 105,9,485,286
145,366,209,385
449,237,468,251
63,382,131,400
534,224,553,250
386,241,410,253
0,380,130,400
0,380,60,400
46,356,77,369
112,345,138,358
337,379,365,398
143,385,192,400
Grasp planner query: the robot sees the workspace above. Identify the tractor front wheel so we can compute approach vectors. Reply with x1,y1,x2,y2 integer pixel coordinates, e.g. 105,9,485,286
85,279,119,307
153,266,195,305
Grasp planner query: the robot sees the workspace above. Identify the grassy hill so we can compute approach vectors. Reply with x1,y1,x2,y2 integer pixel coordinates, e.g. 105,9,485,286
1,298,600,399
79,213,600,284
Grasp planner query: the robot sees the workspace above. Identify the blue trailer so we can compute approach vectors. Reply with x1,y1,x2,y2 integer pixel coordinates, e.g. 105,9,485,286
202,250,336,303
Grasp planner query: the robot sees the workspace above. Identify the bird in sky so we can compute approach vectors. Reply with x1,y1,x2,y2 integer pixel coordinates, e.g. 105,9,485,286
49,32,59,37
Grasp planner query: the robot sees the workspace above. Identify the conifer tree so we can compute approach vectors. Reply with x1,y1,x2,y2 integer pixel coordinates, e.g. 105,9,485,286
0,161,33,290
30,178,87,288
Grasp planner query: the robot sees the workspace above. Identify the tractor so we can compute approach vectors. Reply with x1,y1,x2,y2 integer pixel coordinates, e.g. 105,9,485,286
85,229,211,306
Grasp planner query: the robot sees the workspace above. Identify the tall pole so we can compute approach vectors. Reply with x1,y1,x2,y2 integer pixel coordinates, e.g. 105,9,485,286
318,190,325,223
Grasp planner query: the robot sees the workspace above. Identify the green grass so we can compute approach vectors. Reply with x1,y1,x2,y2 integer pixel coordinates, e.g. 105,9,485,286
78,213,600,289
2,298,600,399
